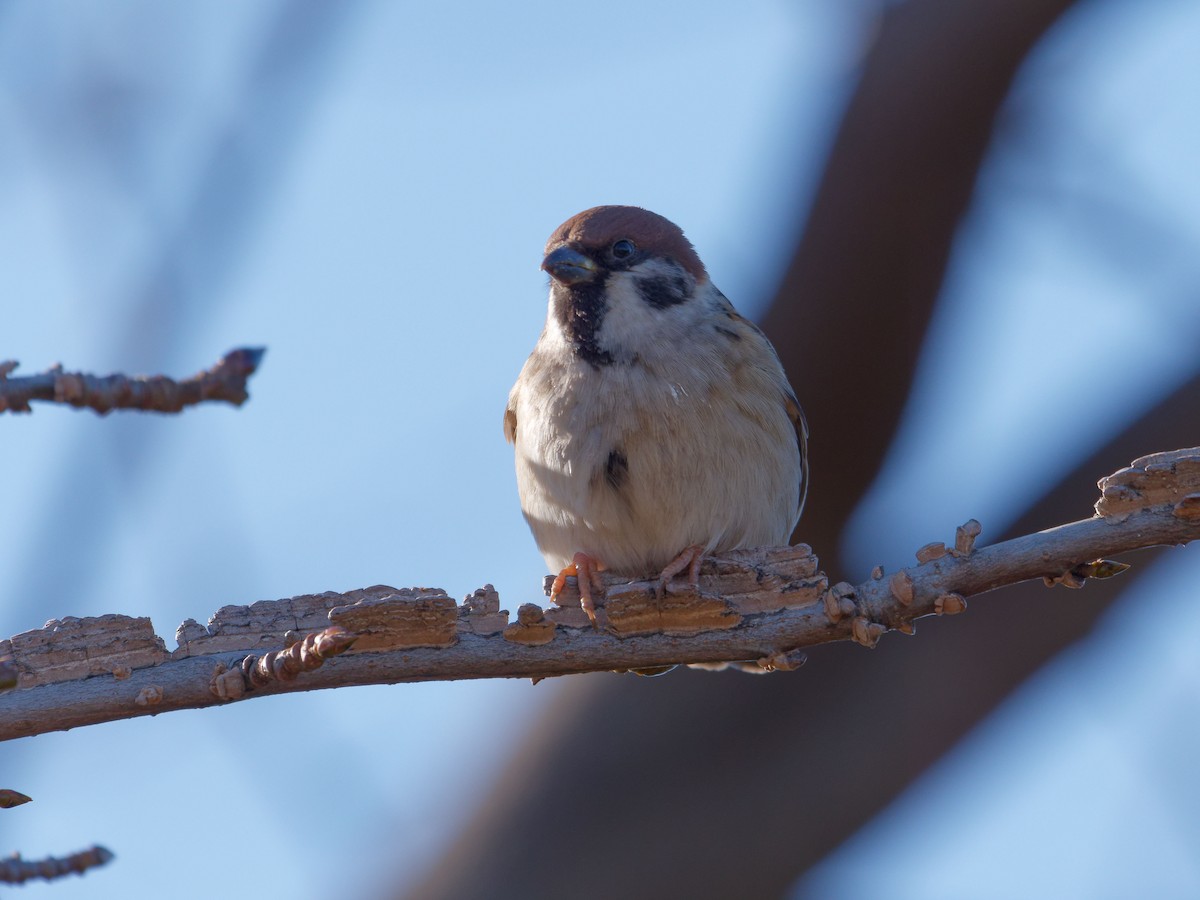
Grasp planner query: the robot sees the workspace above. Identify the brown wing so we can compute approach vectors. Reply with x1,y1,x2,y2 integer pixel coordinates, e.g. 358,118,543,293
783,389,809,520
723,301,809,522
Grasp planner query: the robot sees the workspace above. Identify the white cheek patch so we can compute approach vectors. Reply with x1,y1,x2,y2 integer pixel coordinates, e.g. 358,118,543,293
596,261,702,358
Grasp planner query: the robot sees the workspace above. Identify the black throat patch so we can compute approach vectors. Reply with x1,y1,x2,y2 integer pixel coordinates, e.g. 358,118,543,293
554,280,614,368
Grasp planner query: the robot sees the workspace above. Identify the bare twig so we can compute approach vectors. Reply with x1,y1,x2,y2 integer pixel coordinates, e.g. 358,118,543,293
0,845,114,886
0,347,266,414
0,449,1197,743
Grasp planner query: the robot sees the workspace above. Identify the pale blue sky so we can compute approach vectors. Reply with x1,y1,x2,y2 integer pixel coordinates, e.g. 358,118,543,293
2,1,1198,897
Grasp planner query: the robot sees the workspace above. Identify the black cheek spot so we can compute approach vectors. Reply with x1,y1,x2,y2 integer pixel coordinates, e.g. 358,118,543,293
604,449,628,491
714,325,742,342
637,275,689,309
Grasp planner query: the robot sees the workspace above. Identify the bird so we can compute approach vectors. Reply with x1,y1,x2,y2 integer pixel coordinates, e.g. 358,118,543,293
505,205,808,625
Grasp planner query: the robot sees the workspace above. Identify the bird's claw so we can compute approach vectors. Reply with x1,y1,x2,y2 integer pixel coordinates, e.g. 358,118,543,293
550,552,605,627
655,544,705,599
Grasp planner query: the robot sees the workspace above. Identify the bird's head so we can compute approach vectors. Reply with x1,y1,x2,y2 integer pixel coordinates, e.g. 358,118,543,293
540,205,711,367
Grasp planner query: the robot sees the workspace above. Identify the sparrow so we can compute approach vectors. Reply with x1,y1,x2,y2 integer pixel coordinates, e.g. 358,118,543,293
505,205,808,624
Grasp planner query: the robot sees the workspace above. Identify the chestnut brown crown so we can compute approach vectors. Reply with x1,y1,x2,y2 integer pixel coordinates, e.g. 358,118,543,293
543,206,707,282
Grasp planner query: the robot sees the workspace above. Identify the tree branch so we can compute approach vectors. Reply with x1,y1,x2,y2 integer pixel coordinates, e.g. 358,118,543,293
0,845,114,886
0,347,266,414
1,449,1197,743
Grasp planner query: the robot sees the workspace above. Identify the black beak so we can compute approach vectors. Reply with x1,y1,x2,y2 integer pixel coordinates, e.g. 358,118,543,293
542,245,597,286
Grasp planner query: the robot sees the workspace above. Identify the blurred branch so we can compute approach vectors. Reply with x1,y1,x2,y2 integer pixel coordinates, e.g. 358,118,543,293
0,347,265,415
405,1,1126,895
0,845,114,886
2,791,112,886
2,449,1197,743
766,0,1085,544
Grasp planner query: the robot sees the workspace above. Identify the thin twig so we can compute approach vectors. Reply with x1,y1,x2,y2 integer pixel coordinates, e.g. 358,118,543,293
0,347,266,414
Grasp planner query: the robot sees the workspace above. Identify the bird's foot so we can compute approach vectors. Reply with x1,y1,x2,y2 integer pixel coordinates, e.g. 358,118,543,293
655,544,705,599
550,551,606,626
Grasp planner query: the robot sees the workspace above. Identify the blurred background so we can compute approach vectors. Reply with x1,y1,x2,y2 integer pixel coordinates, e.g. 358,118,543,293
2,0,1198,897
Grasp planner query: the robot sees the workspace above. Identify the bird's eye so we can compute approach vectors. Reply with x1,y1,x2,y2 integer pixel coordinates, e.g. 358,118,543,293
611,239,636,260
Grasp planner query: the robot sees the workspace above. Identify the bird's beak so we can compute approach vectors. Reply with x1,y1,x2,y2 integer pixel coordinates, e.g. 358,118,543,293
542,245,597,286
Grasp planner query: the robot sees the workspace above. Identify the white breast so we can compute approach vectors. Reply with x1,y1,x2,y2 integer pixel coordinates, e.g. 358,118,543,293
509,284,801,576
